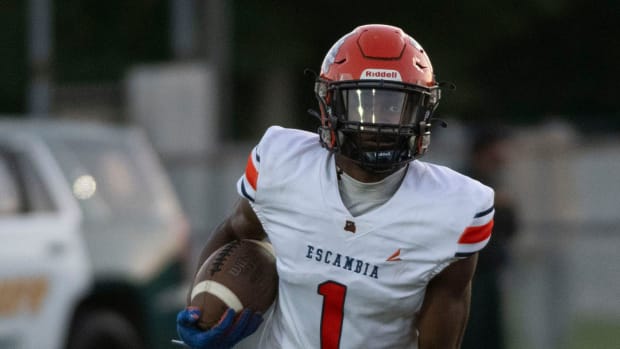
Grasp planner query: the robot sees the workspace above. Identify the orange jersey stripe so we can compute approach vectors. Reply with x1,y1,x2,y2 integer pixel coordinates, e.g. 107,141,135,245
458,219,494,244
245,153,258,190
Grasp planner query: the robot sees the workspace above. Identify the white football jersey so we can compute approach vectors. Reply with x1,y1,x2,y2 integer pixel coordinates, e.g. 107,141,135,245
235,126,494,349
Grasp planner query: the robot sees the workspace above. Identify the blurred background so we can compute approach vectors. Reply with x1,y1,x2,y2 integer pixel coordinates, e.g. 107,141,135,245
1,0,619,348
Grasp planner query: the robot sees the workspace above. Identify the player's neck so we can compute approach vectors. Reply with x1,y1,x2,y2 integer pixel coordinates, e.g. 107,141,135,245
335,154,407,183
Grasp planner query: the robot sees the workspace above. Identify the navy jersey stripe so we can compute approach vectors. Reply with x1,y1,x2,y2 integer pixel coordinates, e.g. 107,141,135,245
474,206,494,218
240,181,255,202
455,251,477,258
255,150,260,163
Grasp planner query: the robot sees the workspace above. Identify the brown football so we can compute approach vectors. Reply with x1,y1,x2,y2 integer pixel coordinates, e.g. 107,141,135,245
188,239,278,330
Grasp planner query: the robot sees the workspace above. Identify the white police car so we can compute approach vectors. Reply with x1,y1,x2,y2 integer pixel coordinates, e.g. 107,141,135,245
0,119,189,349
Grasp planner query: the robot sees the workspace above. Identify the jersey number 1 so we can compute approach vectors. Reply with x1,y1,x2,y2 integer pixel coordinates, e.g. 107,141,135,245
317,281,347,349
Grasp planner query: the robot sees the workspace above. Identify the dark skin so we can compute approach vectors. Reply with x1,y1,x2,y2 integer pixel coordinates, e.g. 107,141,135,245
192,155,478,349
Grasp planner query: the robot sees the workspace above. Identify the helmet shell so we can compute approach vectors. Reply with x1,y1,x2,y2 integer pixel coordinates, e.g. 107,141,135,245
320,24,436,88
314,24,442,171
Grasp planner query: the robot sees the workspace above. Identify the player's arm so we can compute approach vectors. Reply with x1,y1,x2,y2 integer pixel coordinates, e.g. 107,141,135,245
194,198,267,280
177,198,266,349
416,253,478,349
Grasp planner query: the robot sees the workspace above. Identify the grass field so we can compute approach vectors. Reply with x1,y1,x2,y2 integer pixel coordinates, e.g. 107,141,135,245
567,318,620,349
507,318,620,349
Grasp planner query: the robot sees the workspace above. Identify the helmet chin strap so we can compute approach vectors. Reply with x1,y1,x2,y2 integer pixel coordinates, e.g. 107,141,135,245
358,156,408,174
335,154,406,180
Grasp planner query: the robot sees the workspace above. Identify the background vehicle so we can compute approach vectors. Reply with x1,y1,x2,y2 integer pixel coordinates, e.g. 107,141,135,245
0,118,189,349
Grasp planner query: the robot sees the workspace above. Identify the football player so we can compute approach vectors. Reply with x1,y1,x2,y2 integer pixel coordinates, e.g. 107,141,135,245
176,24,494,349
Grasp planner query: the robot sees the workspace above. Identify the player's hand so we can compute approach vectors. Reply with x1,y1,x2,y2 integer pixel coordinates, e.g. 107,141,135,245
176,307,263,349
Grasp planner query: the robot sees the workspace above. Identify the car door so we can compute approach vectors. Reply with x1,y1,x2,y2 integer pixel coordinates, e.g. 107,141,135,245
0,134,91,349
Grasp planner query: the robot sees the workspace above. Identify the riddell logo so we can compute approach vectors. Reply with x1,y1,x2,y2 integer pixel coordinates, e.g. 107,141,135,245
361,69,402,81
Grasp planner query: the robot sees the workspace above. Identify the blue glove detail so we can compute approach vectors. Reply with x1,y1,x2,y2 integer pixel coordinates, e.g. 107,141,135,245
176,307,263,349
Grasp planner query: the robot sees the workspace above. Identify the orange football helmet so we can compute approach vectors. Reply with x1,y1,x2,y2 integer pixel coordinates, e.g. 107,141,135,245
315,24,442,172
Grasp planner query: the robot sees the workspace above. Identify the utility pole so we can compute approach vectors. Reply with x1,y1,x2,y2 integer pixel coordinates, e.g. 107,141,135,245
204,0,232,139
27,0,53,116
171,0,197,59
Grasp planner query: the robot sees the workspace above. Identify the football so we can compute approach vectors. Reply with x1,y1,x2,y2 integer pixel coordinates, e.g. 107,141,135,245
188,239,278,329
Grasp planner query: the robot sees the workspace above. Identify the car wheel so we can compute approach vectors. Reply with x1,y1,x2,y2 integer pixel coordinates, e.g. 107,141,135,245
67,310,144,349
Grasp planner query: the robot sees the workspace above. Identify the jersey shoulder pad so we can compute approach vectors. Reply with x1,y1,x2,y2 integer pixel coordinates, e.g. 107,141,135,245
237,126,318,203
455,178,495,258
256,126,318,164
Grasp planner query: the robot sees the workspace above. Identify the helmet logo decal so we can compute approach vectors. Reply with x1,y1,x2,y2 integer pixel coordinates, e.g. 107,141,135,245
321,32,354,75
360,69,402,81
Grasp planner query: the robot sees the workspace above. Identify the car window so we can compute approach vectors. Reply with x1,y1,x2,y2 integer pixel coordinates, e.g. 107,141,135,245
0,145,56,215
0,150,20,215
46,136,166,226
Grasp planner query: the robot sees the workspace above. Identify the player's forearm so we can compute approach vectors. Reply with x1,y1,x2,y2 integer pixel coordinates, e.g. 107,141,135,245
196,199,266,268
196,220,235,267
185,220,237,304
417,284,471,349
